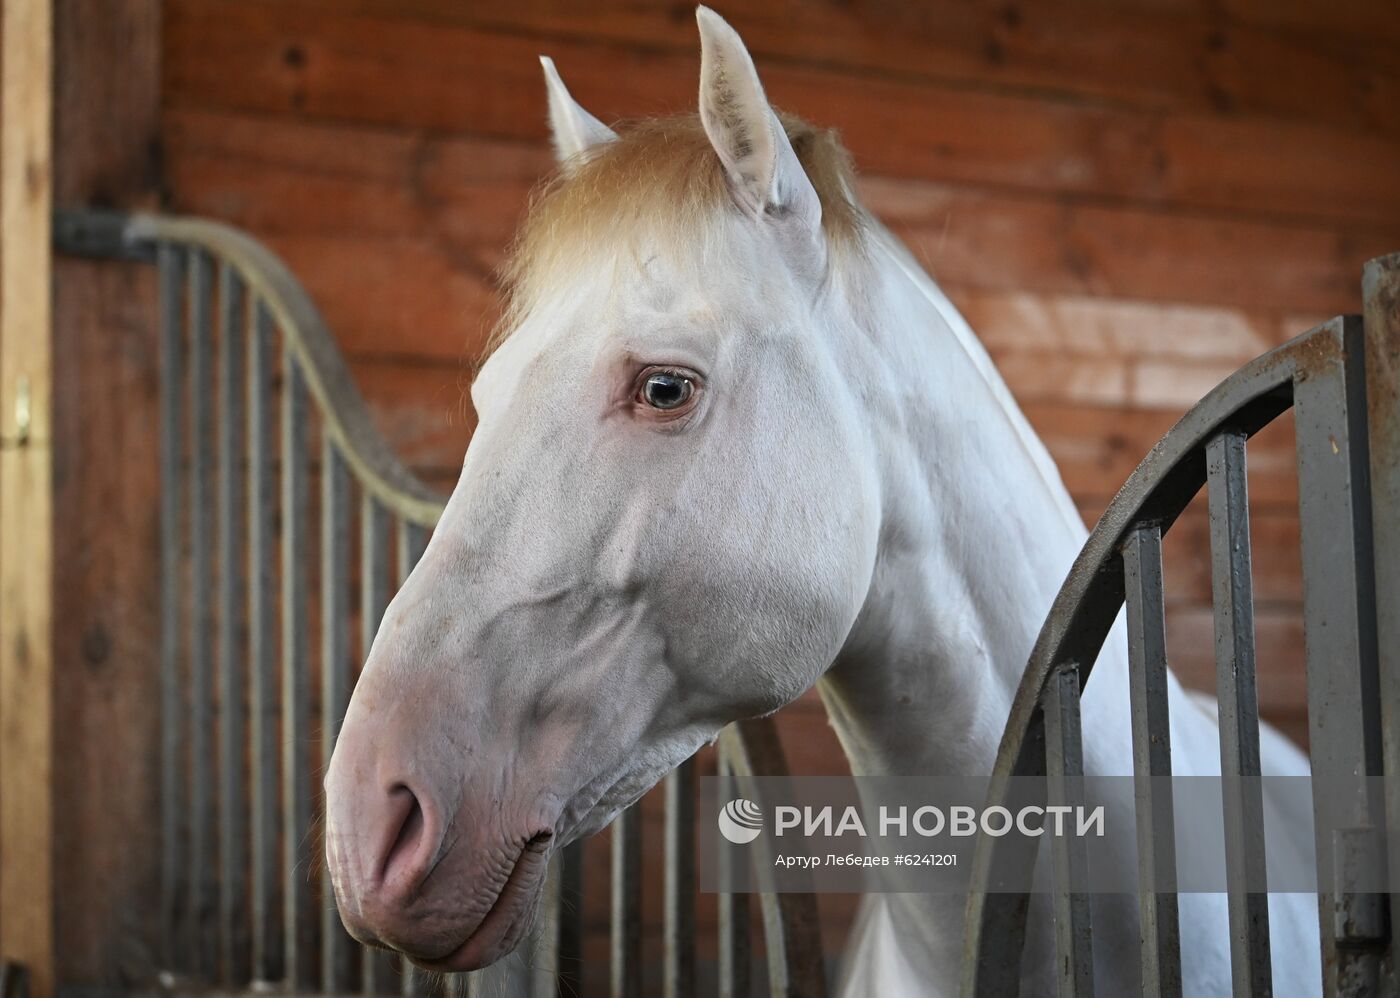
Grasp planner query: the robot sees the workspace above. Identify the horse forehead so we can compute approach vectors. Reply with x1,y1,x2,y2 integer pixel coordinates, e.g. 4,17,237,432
481,287,722,387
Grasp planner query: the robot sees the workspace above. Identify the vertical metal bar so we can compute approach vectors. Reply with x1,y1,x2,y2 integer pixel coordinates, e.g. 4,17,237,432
360,496,390,663
188,249,218,981
359,495,396,995
400,964,426,998
1043,663,1094,998
1293,316,1386,995
397,518,429,998
718,746,750,998
610,807,643,998
1205,430,1272,996
322,443,355,992
0,961,31,998
398,521,428,581
1122,525,1182,998
282,354,316,989
558,839,584,998
664,759,696,998
216,263,249,985
1362,255,1400,998
529,853,562,998
158,244,187,975
962,717,1049,998
248,299,281,986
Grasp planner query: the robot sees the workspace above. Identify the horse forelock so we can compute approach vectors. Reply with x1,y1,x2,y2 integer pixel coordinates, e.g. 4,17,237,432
490,111,868,353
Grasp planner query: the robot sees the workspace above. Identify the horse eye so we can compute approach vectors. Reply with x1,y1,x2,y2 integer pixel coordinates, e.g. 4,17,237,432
640,372,694,410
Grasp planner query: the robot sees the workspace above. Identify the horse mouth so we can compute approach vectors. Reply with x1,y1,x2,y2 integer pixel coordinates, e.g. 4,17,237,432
412,831,554,972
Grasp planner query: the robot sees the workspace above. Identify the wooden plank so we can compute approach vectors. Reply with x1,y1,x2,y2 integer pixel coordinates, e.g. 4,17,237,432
260,0,1400,136
259,234,501,361
48,0,164,988
952,288,1300,361
990,346,1242,412
1165,605,1308,718
344,358,474,471
164,107,1399,318
1222,0,1400,45
164,115,541,248
1024,401,1299,508
0,1,54,992
881,180,1393,317
161,0,1400,228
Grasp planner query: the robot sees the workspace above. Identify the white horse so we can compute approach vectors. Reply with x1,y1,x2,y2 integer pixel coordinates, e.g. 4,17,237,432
325,8,1319,994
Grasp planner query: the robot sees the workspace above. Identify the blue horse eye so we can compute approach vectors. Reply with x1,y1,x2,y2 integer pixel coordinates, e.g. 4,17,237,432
642,373,693,410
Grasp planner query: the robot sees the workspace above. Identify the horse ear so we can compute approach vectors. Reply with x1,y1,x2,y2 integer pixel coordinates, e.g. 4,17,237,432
695,7,820,228
539,56,618,168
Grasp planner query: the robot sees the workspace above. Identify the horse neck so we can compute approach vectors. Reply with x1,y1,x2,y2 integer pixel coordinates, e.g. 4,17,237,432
817,228,1089,778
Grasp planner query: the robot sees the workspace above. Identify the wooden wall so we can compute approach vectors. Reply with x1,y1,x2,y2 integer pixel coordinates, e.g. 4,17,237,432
46,0,1400,988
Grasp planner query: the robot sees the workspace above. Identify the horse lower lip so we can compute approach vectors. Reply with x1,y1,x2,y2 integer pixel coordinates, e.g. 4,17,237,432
414,836,549,971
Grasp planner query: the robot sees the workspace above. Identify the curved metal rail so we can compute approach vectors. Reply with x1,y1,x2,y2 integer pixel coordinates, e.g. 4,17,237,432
63,209,444,526
961,253,1400,997
55,208,826,997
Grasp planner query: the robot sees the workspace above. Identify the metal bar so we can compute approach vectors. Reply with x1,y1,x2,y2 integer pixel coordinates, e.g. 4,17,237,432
362,941,397,994
610,807,643,998
717,745,750,998
248,298,281,986
529,854,562,998
1205,430,1272,997
401,965,426,997
391,519,430,998
360,496,390,660
322,442,355,992
1362,254,1400,998
188,248,219,981
1043,664,1094,998
0,961,30,998
398,521,428,582
51,206,153,261
359,495,396,995
158,244,186,975
961,322,1316,998
282,354,317,988
718,719,827,998
664,759,696,998
558,839,584,998
1293,316,1386,995
216,262,249,985
1121,524,1181,998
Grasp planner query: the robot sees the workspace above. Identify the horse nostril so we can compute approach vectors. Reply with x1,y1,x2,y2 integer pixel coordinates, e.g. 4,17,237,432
380,784,428,888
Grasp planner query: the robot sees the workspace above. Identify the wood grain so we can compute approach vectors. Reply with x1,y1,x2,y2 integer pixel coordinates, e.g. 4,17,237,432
50,0,164,988
163,107,1400,318
0,0,54,992
258,0,1400,136
161,0,1400,227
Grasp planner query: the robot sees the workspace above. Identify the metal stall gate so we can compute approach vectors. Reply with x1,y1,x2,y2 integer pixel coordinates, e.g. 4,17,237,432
962,255,1400,997
54,209,826,998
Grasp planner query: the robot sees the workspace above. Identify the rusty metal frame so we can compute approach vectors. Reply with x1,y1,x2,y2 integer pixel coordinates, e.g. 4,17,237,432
962,255,1400,997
